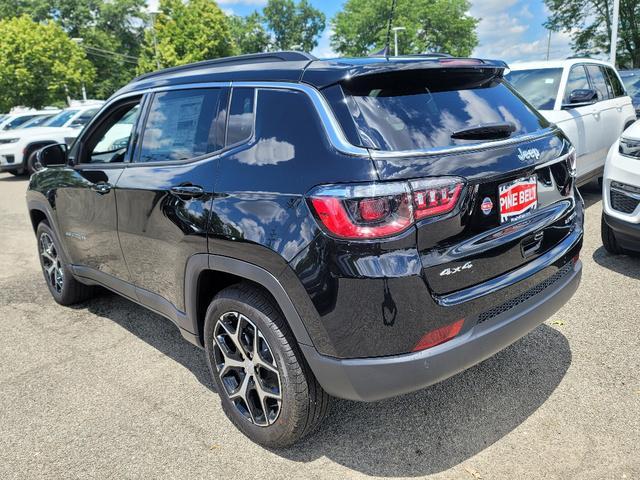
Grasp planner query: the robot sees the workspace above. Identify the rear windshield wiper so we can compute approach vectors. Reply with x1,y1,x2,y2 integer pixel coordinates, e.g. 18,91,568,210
451,122,516,141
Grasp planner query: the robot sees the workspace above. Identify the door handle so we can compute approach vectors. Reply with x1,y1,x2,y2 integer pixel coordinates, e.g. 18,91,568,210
170,185,205,198
91,182,112,194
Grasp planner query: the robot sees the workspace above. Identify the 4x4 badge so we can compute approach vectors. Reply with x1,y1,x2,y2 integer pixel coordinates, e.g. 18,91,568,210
481,197,493,215
440,261,474,276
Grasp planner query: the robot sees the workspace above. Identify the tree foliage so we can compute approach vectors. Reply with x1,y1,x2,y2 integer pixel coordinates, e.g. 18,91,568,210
137,0,235,73
331,0,478,57
545,0,640,67
0,0,147,98
263,0,325,52
229,12,271,55
0,15,95,111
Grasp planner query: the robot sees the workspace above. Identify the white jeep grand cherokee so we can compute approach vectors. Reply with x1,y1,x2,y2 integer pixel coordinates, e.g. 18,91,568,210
506,59,636,185
0,103,103,175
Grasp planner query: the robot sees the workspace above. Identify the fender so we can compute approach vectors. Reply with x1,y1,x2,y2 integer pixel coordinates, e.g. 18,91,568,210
185,254,314,348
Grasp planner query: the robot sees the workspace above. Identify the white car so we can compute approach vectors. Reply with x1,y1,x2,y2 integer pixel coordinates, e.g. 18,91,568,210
601,123,640,254
0,103,103,175
0,108,61,132
506,59,637,185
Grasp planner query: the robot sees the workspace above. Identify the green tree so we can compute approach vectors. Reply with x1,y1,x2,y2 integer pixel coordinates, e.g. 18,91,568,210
263,0,325,52
0,0,147,98
331,0,478,57
137,0,235,73
229,12,271,54
545,0,640,67
0,15,95,110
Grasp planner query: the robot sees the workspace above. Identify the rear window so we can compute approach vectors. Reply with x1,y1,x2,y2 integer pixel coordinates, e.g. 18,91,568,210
338,70,549,151
504,68,562,110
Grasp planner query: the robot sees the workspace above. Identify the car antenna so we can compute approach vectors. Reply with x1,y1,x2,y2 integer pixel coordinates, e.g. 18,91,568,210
384,0,397,60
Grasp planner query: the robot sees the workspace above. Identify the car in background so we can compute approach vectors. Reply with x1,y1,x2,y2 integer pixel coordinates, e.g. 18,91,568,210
0,108,61,131
619,69,640,117
0,102,103,175
506,59,636,186
601,122,640,254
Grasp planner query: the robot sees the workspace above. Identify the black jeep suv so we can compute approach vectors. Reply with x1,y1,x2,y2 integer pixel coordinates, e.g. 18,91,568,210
27,52,583,447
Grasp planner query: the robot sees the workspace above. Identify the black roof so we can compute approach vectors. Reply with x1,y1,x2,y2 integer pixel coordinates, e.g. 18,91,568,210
114,51,509,98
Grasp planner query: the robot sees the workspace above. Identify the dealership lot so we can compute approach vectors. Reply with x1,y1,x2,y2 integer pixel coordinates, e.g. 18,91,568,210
0,172,638,479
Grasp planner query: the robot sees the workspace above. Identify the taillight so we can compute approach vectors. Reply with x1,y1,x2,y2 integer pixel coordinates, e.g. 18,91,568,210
412,319,464,352
308,177,465,240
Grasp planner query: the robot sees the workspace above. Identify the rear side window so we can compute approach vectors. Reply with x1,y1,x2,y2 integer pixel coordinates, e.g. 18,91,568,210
605,67,625,97
563,65,590,103
226,88,255,146
586,65,611,101
339,70,549,151
504,68,562,110
138,88,223,163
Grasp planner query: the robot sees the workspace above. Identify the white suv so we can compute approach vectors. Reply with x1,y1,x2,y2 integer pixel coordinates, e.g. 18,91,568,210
506,59,636,185
0,103,103,175
0,108,61,132
601,123,640,254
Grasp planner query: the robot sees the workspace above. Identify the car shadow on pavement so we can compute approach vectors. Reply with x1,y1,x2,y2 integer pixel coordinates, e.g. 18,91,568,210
81,290,571,477
578,180,602,209
592,246,640,279
0,175,28,182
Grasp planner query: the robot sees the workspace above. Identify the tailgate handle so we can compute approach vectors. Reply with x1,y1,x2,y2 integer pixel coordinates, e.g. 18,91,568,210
522,231,544,258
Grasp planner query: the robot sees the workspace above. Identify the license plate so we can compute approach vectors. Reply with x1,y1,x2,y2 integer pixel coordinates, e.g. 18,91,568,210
498,175,538,224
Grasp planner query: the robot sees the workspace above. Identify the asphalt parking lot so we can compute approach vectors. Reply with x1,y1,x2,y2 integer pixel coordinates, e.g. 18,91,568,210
0,172,638,480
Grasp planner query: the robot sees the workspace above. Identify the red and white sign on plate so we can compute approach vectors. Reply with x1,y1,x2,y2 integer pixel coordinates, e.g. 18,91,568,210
498,176,538,223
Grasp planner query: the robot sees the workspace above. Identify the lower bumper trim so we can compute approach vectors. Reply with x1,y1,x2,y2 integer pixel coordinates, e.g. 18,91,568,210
302,260,582,402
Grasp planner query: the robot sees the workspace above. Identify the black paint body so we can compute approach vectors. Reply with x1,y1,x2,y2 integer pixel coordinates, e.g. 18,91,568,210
27,55,584,364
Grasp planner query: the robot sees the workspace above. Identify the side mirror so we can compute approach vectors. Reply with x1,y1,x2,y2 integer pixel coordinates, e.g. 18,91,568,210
564,88,598,108
35,143,68,170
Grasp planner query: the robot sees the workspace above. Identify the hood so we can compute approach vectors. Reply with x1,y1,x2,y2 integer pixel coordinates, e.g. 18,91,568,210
0,126,78,139
622,119,640,139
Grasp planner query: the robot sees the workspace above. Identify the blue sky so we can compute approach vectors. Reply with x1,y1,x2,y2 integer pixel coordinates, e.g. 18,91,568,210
215,0,576,62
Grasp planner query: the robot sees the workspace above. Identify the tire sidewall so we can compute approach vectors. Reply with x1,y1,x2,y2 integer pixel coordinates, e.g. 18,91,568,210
36,222,75,304
204,294,305,447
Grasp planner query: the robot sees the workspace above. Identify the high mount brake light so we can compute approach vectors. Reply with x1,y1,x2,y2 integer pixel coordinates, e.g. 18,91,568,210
308,178,465,240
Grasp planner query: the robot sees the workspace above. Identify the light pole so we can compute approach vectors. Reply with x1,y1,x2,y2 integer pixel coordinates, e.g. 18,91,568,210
392,26,405,57
610,0,620,66
546,30,552,61
149,8,161,70
72,38,88,101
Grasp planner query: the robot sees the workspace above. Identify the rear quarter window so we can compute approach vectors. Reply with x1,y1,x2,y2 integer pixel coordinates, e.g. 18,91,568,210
337,69,549,152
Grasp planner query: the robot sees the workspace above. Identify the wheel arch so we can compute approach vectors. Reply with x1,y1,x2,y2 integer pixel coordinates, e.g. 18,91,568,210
185,254,314,350
24,140,56,163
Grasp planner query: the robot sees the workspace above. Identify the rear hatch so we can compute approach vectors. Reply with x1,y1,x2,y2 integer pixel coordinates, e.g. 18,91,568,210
323,65,578,297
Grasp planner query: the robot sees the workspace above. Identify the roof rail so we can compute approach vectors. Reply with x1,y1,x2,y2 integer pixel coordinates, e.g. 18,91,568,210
134,51,317,82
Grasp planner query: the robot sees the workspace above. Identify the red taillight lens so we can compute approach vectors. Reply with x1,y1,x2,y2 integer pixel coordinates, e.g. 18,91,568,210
308,178,465,240
411,180,463,220
412,319,464,352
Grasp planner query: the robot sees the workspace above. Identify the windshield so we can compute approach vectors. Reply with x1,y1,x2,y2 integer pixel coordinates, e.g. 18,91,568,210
337,70,548,151
43,109,80,127
22,114,56,128
621,72,640,103
505,68,563,110
2,114,39,130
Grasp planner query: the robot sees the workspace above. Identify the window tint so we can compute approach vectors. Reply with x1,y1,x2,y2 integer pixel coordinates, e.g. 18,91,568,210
564,65,590,103
71,108,99,127
86,104,141,163
226,88,255,145
3,114,37,130
504,68,562,110
44,110,79,127
138,88,223,163
586,65,611,101
339,70,548,151
605,67,625,97
621,72,640,102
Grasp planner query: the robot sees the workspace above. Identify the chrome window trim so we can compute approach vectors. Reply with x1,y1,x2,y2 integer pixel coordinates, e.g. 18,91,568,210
101,80,558,160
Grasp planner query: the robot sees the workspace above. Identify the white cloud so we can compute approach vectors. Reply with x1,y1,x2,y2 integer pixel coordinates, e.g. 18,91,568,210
311,27,336,59
470,0,574,63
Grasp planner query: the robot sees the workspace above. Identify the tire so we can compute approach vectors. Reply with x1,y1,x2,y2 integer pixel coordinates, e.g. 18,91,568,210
36,221,94,305
26,149,39,175
601,213,624,255
204,283,331,447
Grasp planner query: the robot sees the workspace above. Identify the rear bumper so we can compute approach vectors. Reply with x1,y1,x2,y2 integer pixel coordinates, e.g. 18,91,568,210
302,258,582,402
